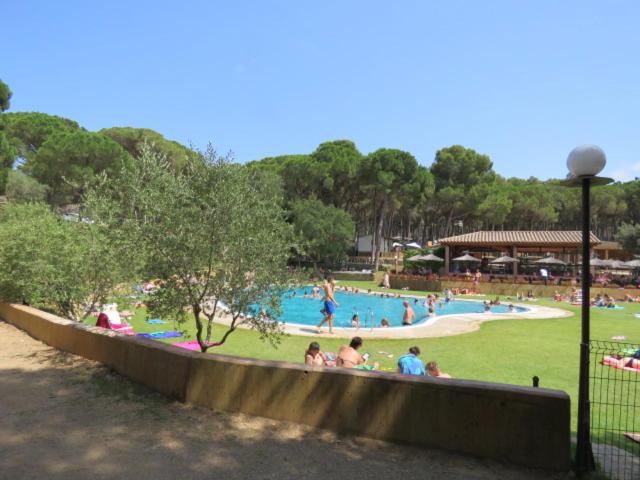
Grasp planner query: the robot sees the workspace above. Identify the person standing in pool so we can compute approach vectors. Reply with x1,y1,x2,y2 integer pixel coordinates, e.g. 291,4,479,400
402,300,415,325
317,276,339,334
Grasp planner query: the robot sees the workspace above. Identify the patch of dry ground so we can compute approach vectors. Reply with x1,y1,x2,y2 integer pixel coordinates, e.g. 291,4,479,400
0,320,571,480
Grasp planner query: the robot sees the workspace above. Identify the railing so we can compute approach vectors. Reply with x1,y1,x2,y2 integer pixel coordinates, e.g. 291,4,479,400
589,340,640,479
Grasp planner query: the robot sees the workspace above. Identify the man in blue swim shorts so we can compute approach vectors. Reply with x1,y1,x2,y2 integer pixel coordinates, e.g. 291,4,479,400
317,276,339,334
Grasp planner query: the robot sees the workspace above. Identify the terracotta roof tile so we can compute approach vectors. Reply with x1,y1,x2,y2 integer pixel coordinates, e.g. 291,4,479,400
438,231,600,247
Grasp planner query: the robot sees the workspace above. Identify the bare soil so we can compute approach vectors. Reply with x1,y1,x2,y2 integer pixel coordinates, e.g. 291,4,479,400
0,320,572,480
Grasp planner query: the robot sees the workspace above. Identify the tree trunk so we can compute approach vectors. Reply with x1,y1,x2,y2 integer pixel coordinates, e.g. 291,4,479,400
374,194,388,271
193,304,206,352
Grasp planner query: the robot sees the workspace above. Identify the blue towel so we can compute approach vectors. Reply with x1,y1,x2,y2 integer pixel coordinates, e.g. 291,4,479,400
137,331,183,339
146,319,166,324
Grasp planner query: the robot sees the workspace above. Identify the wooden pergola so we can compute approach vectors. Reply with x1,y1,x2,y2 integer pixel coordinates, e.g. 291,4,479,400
438,230,601,275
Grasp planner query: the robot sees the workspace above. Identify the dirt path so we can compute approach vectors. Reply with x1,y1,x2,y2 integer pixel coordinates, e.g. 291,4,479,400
0,321,569,480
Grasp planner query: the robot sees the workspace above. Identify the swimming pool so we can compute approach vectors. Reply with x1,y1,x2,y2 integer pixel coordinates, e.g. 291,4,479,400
276,287,528,328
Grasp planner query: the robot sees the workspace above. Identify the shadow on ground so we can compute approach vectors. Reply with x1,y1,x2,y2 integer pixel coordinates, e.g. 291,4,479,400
0,321,568,480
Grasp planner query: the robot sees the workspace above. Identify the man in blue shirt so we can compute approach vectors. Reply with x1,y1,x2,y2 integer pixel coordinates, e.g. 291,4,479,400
397,346,425,375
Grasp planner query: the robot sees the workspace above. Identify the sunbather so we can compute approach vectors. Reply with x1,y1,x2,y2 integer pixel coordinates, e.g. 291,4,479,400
336,337,378,370
305,341,326,367
426,361,451,378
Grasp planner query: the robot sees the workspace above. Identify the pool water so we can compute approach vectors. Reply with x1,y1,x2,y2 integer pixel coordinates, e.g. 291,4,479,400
276,287,528,328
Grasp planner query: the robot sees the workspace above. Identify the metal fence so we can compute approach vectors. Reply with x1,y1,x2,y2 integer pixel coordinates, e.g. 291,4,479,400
590,340,640,479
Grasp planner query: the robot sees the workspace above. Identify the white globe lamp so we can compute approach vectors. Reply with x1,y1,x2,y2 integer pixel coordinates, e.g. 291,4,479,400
567,144,606,177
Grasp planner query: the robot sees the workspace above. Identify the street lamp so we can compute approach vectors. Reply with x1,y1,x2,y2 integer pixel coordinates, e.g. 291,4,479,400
563,144,613,475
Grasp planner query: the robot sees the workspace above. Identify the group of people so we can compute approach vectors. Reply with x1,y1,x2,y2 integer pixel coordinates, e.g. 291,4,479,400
305,336,376,370
314,277,462,332
551,288,627,307
304,338,451,378
594,293,617,308
397,346,451,378
481,297,515,313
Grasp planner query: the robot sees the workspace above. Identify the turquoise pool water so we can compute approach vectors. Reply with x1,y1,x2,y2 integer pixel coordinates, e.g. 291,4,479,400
276,288,528,328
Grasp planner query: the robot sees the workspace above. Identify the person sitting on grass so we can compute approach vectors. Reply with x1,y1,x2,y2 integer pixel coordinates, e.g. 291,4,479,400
305,341,326,367
426,361,451,379
397,346,425,376
337,337,378,370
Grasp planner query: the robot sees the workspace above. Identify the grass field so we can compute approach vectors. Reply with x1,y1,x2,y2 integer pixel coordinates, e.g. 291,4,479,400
91,280,640,440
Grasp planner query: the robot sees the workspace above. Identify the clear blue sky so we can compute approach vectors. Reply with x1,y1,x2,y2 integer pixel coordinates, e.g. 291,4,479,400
3,1,639,180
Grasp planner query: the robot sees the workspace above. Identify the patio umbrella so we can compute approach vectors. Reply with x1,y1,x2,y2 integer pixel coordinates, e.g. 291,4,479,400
404,242,422,249
418,253,444,262
602,259,630,269
589,257,608,267
452,253,481,262
624,259,640,268
392,242,404,248
534,256,566,265
490,255,518,264
406,254,424,262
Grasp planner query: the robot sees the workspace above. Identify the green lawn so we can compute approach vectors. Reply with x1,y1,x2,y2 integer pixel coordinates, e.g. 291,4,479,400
92,280,640,441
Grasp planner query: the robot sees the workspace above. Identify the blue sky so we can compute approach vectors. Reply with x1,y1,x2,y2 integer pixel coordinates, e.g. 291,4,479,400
2,1,639,180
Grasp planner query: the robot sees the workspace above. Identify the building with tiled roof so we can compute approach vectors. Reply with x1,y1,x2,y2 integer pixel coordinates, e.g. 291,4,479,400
438,231,600,248
437,230,601,275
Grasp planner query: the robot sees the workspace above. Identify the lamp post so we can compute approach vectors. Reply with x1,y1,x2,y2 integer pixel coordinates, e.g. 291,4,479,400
563,145,613,475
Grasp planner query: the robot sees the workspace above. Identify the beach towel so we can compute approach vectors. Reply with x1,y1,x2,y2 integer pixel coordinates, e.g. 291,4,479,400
171,341,202,351
354,364,376,371
137,331,183,339
146,319,166,325
603,355,640,372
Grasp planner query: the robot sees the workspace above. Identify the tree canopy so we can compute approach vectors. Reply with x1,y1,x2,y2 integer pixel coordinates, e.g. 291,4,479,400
616,223,640,255
0,202,131,320
0,79,15,195
250,141,637,249
290,198,355,265
25,130,131,205
0,79,11,112
5,170,48,203
85,145,293,352
0,111,81,162
1,81,637,252
0,131,16,195
99,127,198,170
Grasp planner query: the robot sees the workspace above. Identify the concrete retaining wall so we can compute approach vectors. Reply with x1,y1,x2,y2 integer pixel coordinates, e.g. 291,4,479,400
0,303,570,471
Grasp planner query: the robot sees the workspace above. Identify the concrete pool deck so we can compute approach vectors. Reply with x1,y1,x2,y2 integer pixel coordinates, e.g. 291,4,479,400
216,296,573,339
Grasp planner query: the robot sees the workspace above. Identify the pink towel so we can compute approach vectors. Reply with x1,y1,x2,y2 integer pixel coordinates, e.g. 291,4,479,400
171,341,202,351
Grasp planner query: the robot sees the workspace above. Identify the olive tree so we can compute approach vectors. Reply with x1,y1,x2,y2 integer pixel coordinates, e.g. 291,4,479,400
85,144,293,352
0,203,131,320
